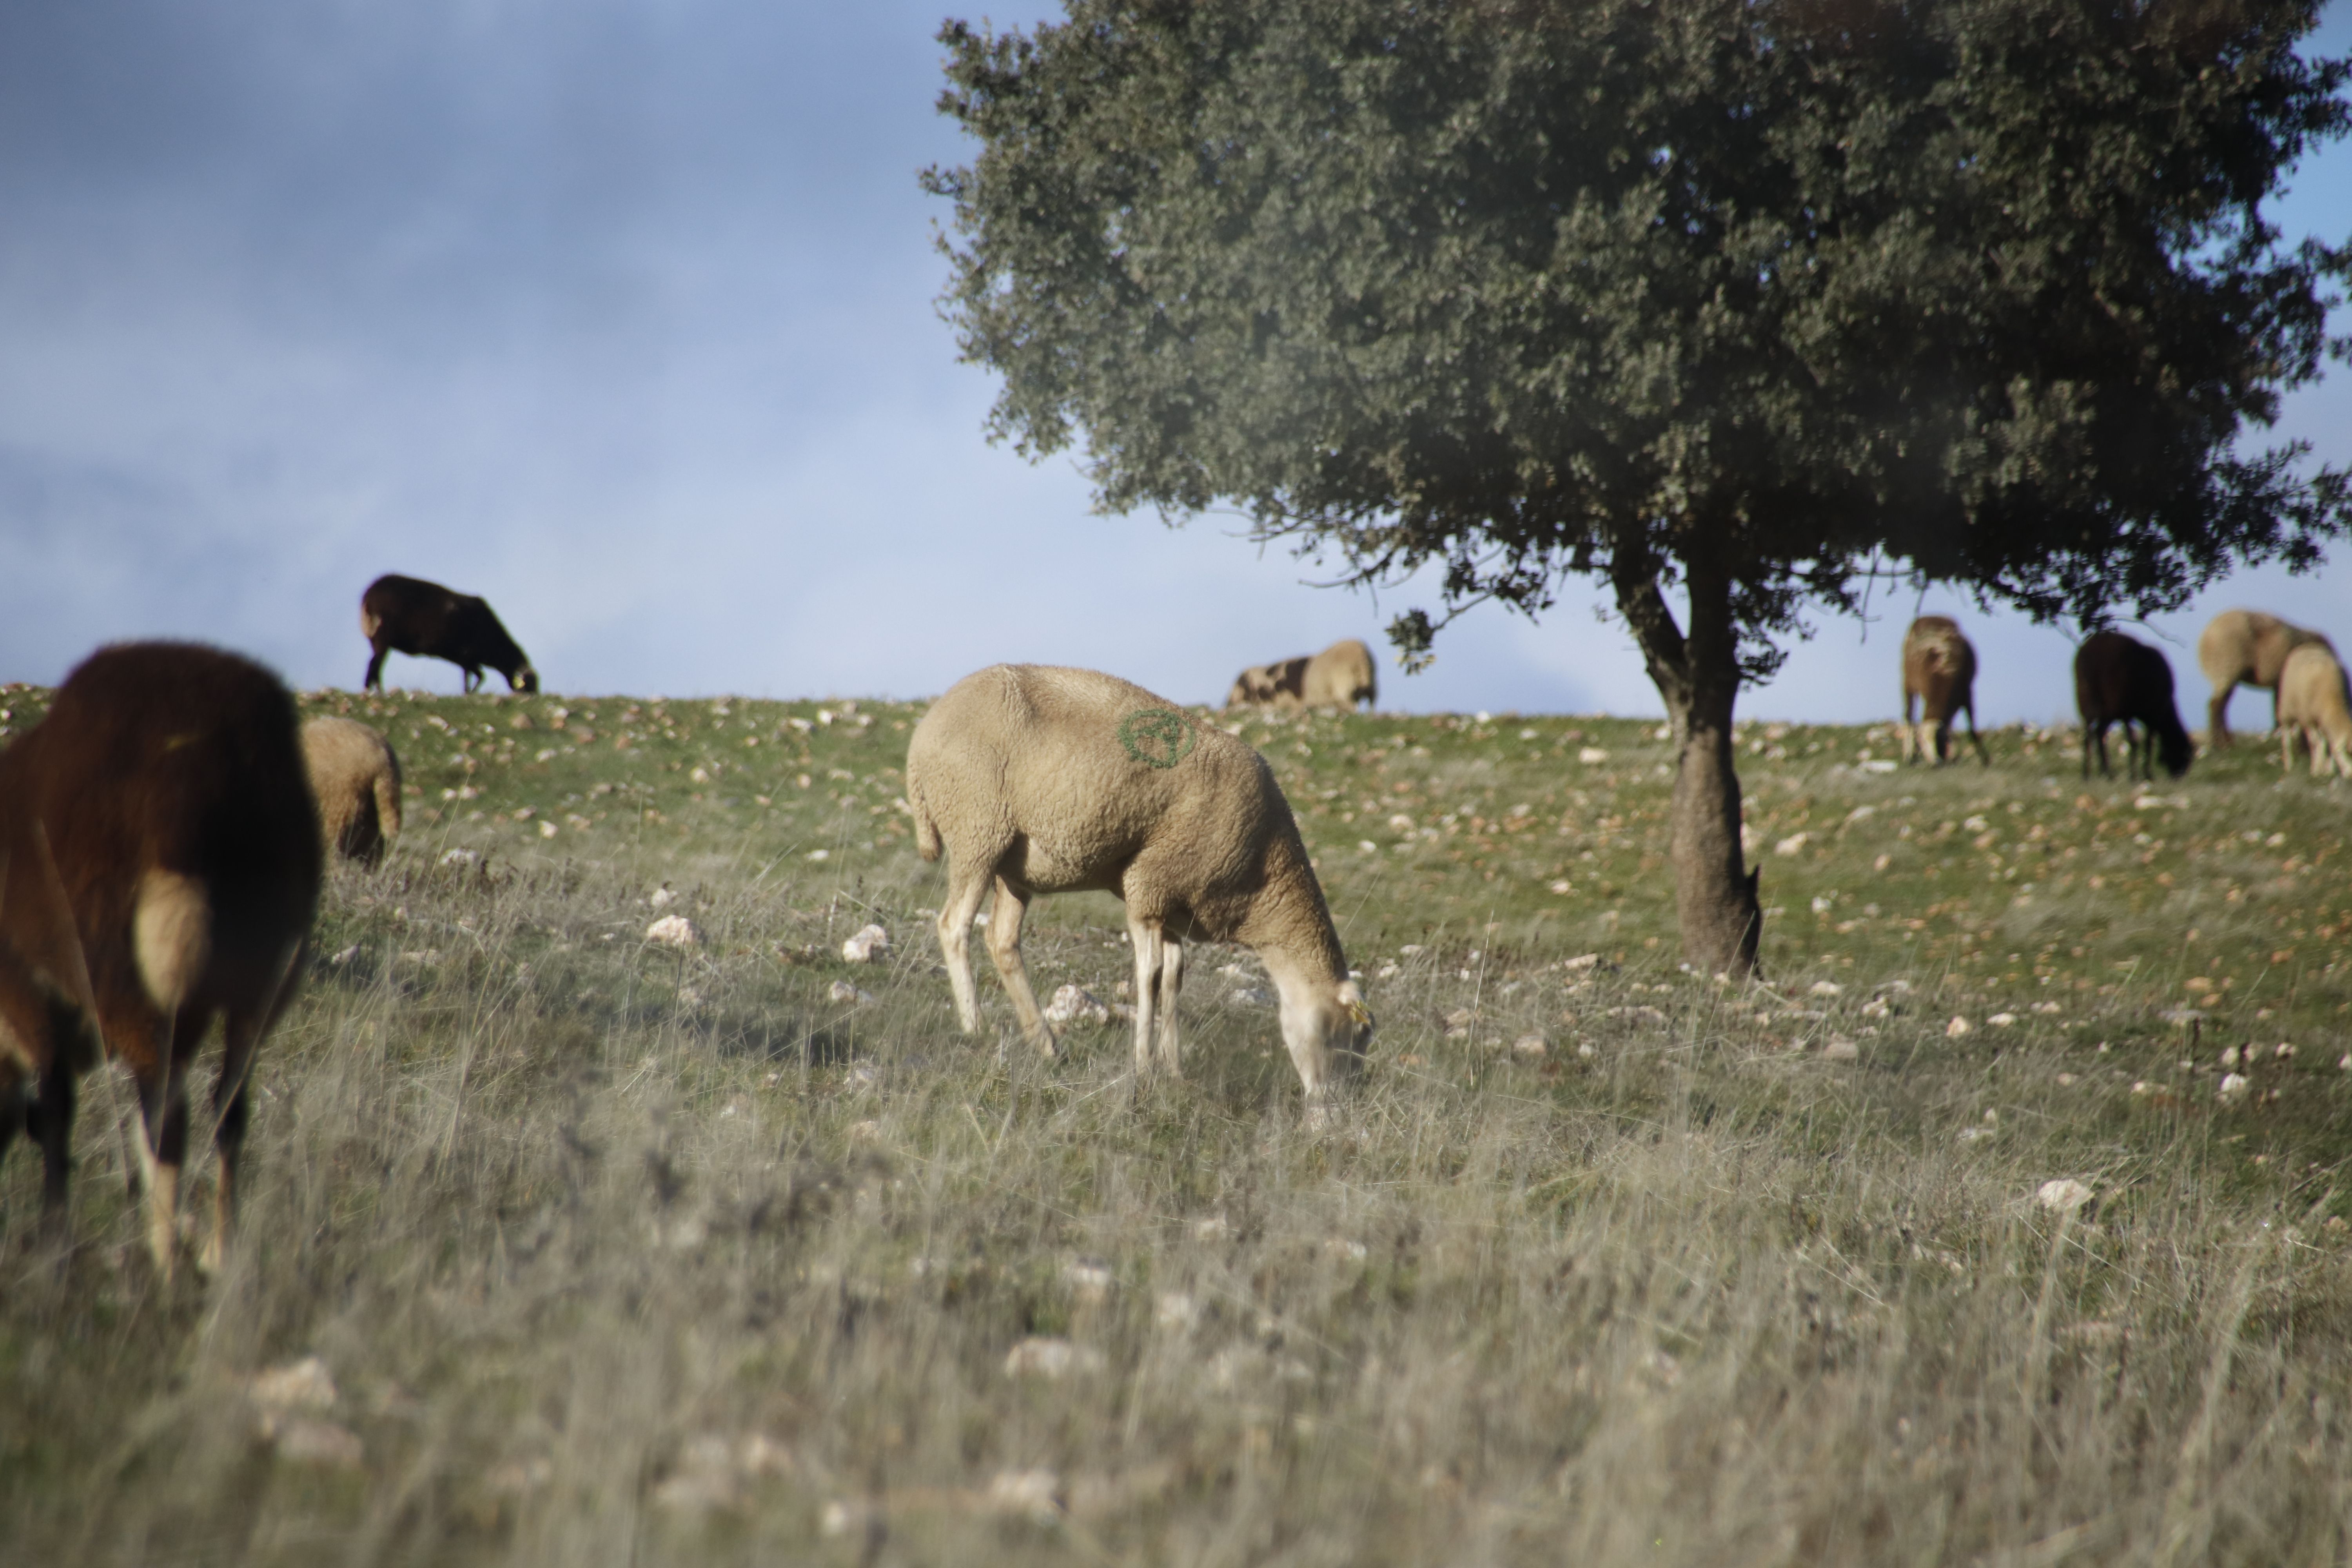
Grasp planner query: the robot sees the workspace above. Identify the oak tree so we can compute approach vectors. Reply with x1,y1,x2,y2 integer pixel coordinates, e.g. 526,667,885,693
924,0,2352,973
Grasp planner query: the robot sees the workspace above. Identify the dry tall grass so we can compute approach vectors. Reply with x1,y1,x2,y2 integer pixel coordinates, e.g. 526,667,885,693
4,690,2351,1564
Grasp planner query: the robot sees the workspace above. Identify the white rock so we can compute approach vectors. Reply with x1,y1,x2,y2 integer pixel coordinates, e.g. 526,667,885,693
1809,980,1842,998
1154,1292,1201,1331
828,980,875,1005
439,848,479,867
1988,1012,2018,1028
1562,953,1601,971
646,915,702,948
1062,1259,1115,1304
985,1469,1064,1522
840,923,891,963
1042,984,1112,1027
249,1356,339,1414
2218,1072,2251,1103
1947,1016,1973,1038
649,884,679,908
1004,1337,1104,1380
268,1417,364,1468
1775,833,1810,857
1512,1033,1548,1057
1578,746,1610,764
2035,1179,2094,1214
1823,1037,1860,1062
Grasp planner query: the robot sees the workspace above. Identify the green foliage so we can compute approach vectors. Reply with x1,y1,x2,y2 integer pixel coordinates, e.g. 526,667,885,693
926,0,2352,654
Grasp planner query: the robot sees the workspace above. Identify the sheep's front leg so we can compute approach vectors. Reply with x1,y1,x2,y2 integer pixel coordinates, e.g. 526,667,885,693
1129,918,1164,1082
984,878,1056,1058
1898,693,1918,764
935,865,995,1034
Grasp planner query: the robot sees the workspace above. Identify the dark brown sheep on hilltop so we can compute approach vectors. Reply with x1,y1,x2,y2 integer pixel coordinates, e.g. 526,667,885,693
0,642,322,1277
361,573,538,693
2075,629,2194,782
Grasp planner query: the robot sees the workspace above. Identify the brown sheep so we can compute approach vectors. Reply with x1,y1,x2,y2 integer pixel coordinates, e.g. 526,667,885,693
2075,630,2194,782
361,573,538,693
1898,616,1989,766
2197,608,2333,746
2276,643,2352,779
303,717,404,867
1224,639,1378,712
0,643,321,1277
907,664,1371,1111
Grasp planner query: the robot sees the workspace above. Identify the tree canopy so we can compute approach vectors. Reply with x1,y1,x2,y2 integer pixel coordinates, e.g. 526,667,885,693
924,0,2352,970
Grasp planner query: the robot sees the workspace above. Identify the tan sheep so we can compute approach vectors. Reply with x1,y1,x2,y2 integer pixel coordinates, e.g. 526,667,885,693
2276,643,2352,778
302,717,404,866
907,664,1372,1109
2198,608,2333,746
1898,616,1989,765
1301,639,1377,710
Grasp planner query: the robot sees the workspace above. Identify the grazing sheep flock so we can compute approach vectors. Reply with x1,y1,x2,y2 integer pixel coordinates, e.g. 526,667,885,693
0,643,321,1278
2,587,2345,1289
908,664,1372,1110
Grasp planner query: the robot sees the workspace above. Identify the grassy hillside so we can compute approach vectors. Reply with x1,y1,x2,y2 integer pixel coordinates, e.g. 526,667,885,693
4,680,2352,1564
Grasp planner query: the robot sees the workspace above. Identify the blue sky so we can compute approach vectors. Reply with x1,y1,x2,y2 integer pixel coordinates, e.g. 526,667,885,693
1,1,2346,722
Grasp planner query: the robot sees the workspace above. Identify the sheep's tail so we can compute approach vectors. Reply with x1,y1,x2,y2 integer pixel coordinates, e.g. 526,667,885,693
908,777,942,863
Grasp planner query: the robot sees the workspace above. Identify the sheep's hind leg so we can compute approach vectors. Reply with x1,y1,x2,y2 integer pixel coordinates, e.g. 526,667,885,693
1152,937,1184,1079
935,860,996,1035
983,878,1055,1058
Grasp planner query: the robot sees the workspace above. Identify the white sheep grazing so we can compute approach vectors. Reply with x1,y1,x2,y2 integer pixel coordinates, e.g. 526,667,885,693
2276,643,2352,778
906,664,1372,1107
301,716,404,867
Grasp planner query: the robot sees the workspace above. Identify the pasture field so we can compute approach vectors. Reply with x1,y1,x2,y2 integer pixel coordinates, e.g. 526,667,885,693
6,681,2352,1564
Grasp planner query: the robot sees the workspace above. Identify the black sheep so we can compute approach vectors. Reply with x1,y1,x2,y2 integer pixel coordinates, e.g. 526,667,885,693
361,573,538,693
2075,630,2194,781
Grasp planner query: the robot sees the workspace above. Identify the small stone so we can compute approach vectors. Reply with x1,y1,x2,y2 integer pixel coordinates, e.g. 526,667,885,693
249,1356,338,1414
1809,980,1842,998
269,1417,364,1469
840,923,891,963
1822,1037,1860,1061
2036,1179,2094,1214
646,915,702,948
1946,1016,1973,1038
1004,1337,1105,1380
1043,984,1112,1027
1512,1033,1548,1057
1988,1012,2018,1028
2218,1072,2251,1103
828,980,875,1004
985,1469,1063,1522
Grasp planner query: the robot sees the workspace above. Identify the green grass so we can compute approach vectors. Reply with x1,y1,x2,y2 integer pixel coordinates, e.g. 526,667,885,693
5,681,2352,1564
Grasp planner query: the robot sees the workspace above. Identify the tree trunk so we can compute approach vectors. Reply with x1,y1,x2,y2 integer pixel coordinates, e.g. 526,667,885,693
1613,556,1763,976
